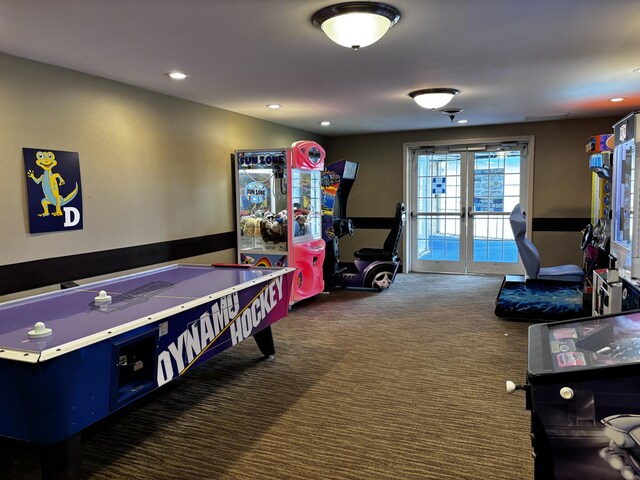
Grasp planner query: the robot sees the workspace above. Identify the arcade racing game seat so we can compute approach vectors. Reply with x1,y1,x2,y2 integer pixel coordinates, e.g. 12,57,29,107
353,202,406,262
495,204,587,321
335,202,406,291
510,204,584,282
320,158,406,292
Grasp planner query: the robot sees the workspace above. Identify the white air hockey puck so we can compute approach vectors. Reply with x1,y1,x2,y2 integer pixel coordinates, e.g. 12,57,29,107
95,290,112,303
28,321,52,339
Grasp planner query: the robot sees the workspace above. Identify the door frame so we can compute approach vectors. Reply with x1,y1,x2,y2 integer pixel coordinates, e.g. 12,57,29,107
402,135,535,274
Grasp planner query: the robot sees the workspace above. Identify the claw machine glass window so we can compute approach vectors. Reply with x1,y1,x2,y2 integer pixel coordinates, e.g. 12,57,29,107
291,168,322,243
236,150,289,265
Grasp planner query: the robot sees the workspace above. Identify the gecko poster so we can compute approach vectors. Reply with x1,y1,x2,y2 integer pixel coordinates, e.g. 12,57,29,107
23,148,83,233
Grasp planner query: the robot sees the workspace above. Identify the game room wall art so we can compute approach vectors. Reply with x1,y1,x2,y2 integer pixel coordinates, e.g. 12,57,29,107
23,148,83,233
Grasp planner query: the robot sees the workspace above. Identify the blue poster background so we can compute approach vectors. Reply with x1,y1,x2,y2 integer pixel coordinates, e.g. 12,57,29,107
474,168,504,212
23,148,83,233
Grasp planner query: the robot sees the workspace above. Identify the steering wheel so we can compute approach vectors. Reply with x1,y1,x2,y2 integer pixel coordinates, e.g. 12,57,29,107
346,219,354,236
581,223,593,250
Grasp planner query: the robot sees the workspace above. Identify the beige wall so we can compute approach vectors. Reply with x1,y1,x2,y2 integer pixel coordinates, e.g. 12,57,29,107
0,52,324,299
0,50,625,295
326,117,619,267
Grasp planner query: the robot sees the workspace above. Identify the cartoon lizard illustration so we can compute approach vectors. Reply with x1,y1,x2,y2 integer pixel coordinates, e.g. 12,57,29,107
27,151,78,217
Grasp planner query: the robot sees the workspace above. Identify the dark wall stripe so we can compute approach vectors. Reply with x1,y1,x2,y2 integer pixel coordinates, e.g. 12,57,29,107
354,216,591,232
532,217,591,232
1,216,589,296
351,217,394,229
0,232,235,296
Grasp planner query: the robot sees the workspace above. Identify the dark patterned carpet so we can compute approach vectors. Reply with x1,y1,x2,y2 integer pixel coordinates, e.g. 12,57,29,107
0,273,534,479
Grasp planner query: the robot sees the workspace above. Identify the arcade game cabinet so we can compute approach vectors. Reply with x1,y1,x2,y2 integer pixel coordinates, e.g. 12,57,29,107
495,205,586,321
321,159,358,291
609,113,640,313
321,159,405,291
235,141,326,304
584,134,617,314
507,311,640,480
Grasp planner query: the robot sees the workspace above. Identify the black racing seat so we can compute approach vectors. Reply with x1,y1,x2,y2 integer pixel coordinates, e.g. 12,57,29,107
354,202,406,261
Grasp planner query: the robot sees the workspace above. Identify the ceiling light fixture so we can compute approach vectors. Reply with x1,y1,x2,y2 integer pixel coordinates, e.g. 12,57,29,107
266,104,282,109
457,119,468,124
312,2,400,51
166,71,189,80
409,88,460,110
609,97,625,103
440,108,463,123
319,121,331,127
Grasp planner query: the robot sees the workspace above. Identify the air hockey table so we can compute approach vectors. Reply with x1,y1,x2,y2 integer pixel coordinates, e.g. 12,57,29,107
0,263,294,479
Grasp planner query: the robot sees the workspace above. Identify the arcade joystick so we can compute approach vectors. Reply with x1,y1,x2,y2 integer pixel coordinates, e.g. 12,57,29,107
28,321,52,339
506,380,529,394
95,290,112,303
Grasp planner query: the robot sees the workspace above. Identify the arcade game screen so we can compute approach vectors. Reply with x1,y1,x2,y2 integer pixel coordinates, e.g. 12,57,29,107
536,312,640,373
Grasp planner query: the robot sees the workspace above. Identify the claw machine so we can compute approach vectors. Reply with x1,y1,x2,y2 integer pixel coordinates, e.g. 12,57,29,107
235,140,326,304
508,311,640,479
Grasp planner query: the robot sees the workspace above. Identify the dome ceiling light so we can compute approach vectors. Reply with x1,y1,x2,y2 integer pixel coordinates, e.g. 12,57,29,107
312,2,401,51
165,71,189,80
409,88,460,110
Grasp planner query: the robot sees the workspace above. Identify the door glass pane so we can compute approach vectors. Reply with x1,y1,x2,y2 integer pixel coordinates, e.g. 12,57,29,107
416,153,461,261
417,216,461,260
472,151,520,263
473,215,517,262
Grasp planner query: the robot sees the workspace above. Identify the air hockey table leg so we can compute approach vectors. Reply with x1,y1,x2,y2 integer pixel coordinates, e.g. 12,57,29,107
253,326,275,359
40,433,81,480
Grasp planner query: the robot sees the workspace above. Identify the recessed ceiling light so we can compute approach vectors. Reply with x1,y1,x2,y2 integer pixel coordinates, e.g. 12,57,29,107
266,104,281,109
457,119,468,124
609,97,625,103
319,121,331,127
165,71,189,80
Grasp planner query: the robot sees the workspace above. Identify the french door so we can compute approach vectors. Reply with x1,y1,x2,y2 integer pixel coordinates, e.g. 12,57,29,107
406,139,531,274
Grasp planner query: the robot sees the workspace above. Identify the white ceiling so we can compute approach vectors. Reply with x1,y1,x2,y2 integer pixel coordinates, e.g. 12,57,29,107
0,0,638,136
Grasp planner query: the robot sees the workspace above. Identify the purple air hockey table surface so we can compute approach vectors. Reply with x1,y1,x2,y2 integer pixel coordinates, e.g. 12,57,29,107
0,263,290,361
0,264,294,479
